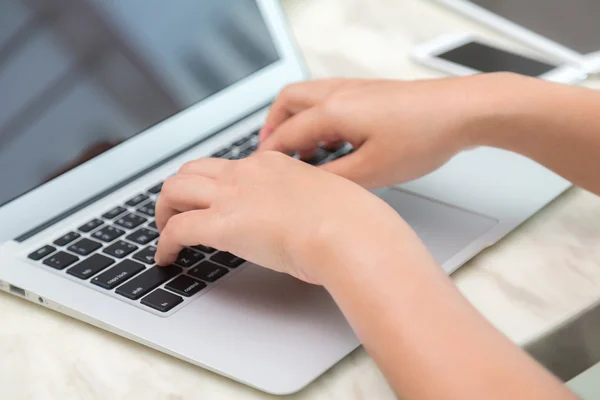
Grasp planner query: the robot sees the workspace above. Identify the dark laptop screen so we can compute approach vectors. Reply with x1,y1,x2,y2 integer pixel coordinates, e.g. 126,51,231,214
0,0,279,206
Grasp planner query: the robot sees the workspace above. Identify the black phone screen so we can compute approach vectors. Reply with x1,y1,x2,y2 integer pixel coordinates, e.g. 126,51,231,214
437,41,556,76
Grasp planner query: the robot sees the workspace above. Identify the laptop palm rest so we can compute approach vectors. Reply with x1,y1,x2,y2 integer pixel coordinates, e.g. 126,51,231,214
380,188,498,265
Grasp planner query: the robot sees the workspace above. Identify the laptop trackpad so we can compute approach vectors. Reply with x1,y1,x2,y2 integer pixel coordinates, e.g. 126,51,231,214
380,188,497,265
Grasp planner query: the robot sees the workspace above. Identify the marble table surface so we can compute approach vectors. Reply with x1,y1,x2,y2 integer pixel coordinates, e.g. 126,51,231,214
3,0,600,399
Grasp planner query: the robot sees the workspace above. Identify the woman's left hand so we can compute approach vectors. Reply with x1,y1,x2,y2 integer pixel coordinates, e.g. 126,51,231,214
154,151,416,285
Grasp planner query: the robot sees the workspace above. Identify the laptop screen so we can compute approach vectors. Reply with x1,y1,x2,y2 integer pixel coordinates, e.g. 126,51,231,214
0,0,279,207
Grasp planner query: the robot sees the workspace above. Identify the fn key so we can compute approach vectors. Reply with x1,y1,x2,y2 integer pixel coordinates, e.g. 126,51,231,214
141,289,183,312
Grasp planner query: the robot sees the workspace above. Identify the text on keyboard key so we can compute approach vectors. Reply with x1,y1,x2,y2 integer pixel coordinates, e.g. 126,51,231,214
43,251,79,270
211,252,245,268
188,261,229,282
126,228,159,245
28,245,56,261
114,213,147,230
125,194,149,207
67,254,115,280
141,289,183,313
103,241,138,258
137,201,155,217
133,246,157,264
92,259,145,290
165,275,206,297
68,238,102,256
92,226,126,243
78,218,103,233
174,248,204,268
53,232,81,246
191,245,216,254
115,265,181,300
102,206,127,220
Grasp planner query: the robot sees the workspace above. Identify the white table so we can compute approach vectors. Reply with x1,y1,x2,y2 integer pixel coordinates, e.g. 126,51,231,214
3,1,600,398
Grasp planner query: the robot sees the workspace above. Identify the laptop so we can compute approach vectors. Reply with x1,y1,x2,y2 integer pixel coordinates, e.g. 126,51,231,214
0,0,572,395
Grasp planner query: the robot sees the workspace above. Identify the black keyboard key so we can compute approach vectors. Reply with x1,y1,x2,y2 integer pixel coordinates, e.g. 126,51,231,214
304,148,331,166
147,182,163,194
234,137,250,146
133,246,157,264
126,228,159,245
174,248,204,268
116,265,181,300
78,218,103,233
68,238,102,256
43,251,79,270
148,221,157,229
102,206,127,220
239,148,253,158
137,201,156,217
246,142,258,152
191,245,216,254
165,275,206,297
188,261,229,282
141,289,183,312
114,213,147,230
211,252,245,268
103,241,138,258
67,254,114,280
28,245,56,261
53,232,81,247
92,226,126,243
125,194,149,207
92,259,145,290
212,148,230,158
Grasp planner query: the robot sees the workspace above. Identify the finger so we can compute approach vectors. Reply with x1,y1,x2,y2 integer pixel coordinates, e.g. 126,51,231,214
319,146,376,188
177,157,230,178
260,79,349,141
259,107,344,155
155,175,217,232
155,210,221,266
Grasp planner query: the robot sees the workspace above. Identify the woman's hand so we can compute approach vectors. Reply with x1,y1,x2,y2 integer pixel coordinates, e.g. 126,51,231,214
259,73,514,189
154,151,416,285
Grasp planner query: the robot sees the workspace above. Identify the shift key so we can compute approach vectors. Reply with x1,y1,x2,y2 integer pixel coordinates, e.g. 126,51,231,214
116,266,181,300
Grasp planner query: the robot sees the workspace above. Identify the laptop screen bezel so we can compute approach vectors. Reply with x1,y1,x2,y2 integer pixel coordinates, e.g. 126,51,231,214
0,0,307,242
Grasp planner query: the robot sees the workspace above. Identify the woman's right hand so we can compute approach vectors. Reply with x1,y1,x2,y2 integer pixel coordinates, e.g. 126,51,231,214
259,73,521,189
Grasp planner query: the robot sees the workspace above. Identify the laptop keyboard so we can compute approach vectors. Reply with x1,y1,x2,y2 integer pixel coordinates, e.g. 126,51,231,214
26,130,353,315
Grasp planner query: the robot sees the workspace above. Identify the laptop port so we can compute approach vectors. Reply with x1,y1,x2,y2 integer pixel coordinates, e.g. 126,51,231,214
9,285,26,298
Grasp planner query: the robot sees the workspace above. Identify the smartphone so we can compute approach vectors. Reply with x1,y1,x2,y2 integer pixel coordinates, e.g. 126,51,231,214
412,33,587,83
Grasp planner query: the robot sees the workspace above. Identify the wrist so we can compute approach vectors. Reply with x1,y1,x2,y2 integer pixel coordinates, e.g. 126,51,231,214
307,203,434,290
458,72,552,150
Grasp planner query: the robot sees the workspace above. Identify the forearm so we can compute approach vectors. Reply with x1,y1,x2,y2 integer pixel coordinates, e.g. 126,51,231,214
320,227,576,399
469,73,600,194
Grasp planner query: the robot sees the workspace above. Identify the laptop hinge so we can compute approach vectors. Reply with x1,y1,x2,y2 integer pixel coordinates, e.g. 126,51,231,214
15,101,272,243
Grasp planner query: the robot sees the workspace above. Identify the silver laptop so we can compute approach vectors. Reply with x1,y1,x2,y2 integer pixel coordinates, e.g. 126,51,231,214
0,0,572,395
